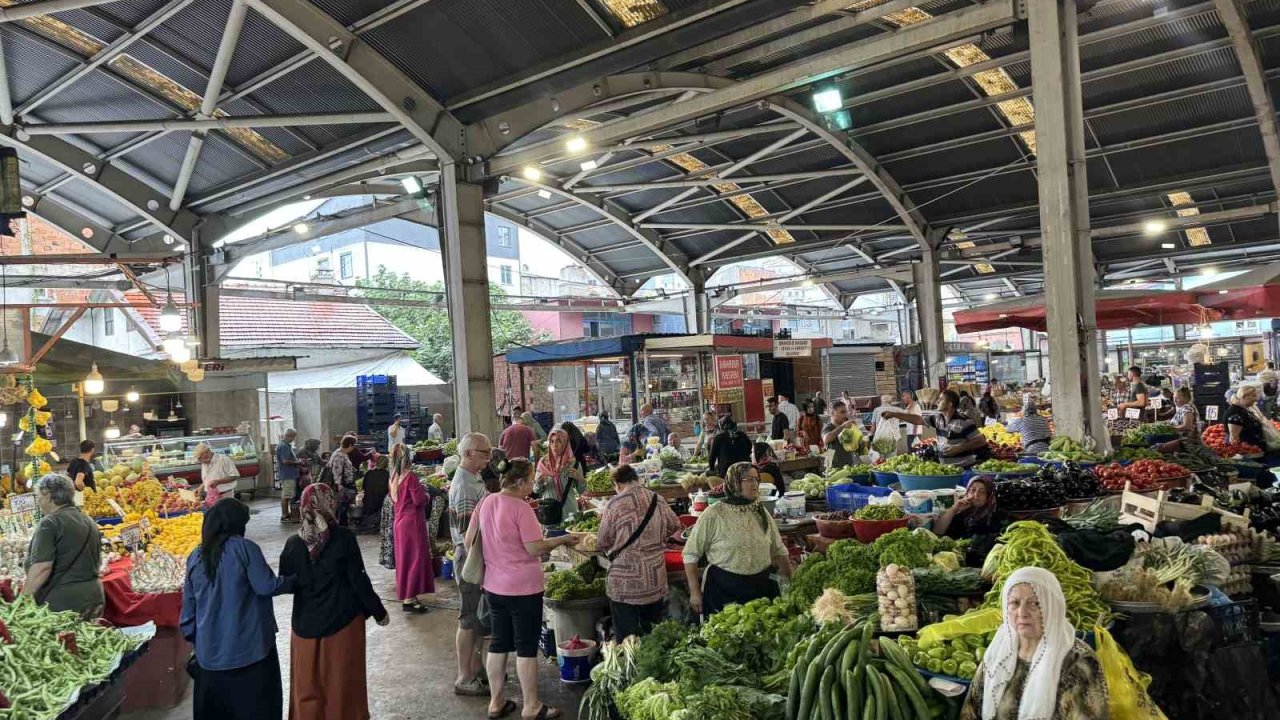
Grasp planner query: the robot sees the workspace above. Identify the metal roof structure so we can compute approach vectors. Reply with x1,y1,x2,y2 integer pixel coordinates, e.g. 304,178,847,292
3,0,1280,309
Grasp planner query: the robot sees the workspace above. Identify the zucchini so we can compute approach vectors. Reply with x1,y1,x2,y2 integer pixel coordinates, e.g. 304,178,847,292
819,666,836,720
797,658,823,720
884,664,933,720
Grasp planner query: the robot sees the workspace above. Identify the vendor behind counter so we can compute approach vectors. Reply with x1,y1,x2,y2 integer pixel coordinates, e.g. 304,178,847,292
883,390,991,468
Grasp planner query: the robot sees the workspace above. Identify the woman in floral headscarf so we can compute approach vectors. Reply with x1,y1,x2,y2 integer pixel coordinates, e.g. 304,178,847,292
961,567,1109,720
534,428,585,528
279,484,388,720
389,444,434,613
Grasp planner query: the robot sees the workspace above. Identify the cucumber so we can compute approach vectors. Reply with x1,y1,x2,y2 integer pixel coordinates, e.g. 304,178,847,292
866,666,888,720
819,624,862,668
797,658,823,720
839,637,860,676
880,638,931,696
862,694,875,720
845,669,859,720
884,664,933,720
831,665,844,720
790,633,829,720
881,672,906,720
850,622,873,718
819,666,836,720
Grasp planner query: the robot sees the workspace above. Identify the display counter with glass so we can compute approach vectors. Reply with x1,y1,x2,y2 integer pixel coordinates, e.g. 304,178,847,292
102,433,260,487
644,353,709,439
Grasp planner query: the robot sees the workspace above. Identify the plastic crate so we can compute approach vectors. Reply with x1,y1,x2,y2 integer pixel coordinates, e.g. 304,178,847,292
1205,600,1261,649
826,483,892,512
357,374,396,387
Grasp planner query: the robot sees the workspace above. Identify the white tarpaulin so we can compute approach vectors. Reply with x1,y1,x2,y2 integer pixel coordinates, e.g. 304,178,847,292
266,351,443,393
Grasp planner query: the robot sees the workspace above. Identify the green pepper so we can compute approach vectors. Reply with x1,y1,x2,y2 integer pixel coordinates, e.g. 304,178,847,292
941,659,959,676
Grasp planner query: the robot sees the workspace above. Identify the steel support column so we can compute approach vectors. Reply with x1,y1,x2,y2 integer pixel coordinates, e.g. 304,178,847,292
912,245,946,388
685,274,710,334
440,164,497,439
1031,0,1105,447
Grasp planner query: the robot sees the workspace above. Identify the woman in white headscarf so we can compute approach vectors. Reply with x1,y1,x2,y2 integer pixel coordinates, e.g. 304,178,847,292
961,567,1110,720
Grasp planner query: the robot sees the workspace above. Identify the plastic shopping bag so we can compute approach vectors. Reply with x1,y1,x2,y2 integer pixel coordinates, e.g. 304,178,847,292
872,417,904,458
1095,624,1168,720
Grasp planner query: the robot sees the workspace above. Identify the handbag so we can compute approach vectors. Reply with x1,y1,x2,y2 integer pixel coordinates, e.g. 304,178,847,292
537,473,575,526
459,497,487,586
605,494,659,563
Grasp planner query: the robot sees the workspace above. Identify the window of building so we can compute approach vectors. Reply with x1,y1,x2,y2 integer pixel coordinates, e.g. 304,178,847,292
495,226,512,248
500,265,512,285
103,310,115,336
339,252,353,279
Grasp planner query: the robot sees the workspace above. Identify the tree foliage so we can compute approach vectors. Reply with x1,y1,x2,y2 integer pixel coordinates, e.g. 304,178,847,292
357,266,551,382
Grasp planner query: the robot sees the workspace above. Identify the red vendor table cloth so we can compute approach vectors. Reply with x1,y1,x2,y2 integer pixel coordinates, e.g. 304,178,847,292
102,557,183,628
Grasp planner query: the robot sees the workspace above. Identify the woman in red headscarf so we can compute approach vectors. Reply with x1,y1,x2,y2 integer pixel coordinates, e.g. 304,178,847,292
279,484,388,720
534,428,586,528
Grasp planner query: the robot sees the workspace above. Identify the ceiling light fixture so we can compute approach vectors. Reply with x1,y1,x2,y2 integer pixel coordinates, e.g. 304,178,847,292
521,166,543,181
158,264,182,333
1160,243,1176,249
170,345,192,364
162,332,185,356
293,222,309,235
565,136,588,154
812,87,843,113
536,189,553,200
83,362,104,395
579,159,599,172
1142,220,1167,235
400,176,422,194
1202,267,1218,276
125,387,140,403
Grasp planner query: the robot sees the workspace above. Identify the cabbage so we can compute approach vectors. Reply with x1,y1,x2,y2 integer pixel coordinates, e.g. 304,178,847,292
839,425,863,452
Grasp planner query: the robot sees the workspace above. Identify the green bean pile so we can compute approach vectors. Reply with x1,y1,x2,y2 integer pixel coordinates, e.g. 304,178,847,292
0,595,144,718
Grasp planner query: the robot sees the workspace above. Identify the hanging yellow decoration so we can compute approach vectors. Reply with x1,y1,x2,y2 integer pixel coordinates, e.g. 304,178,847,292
21,460,51,479
27,388,46,409
18,416,30,432
25,436,52,457
34,410,51,426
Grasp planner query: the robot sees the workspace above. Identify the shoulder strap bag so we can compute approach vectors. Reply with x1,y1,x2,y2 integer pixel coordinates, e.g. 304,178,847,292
459,497,487,587
605,493,660,563
536,472,575,526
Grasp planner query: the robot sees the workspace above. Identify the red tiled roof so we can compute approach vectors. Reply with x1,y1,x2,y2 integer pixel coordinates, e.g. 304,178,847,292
123,292,417,350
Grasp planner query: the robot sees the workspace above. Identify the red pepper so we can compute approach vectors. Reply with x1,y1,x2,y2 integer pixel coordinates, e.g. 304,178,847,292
57,630,78,654
0,618,11,645
0,687,10,709
0,578,13,603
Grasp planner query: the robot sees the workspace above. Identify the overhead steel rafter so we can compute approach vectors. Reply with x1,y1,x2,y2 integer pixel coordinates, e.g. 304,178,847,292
243,0,465,162
1213,0,1280,197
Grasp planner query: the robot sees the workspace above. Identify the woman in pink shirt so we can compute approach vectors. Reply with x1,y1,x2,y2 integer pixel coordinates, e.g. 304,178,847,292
465,458,578,720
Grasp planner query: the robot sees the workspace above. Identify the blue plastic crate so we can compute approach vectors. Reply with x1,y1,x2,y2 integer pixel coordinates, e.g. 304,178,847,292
826,483,892,512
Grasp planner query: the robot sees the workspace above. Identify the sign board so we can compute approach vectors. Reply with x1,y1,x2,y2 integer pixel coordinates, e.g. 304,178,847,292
773,338,813,358
120,524,143,551
762,379,775,402
106,498,127,519
8,492,35,515
1149,397,1164,409
1106,408,1119,420
1206,405,1220,421
715,388,744,405
714,355,744,390
1125,408,1141,419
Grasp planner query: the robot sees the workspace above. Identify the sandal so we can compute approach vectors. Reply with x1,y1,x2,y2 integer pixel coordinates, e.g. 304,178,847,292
401,602,429,614
487,700,517,719
524,705,562,720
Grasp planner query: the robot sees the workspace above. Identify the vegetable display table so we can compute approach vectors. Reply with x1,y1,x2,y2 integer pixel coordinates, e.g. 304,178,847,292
100,557,191,711
778,456,824,476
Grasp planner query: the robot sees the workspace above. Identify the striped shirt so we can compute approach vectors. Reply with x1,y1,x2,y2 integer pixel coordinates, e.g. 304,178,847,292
448,466,488,546
1007,414,1053,452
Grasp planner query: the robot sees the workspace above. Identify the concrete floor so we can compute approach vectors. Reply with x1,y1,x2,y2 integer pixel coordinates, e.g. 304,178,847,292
121,499,585,720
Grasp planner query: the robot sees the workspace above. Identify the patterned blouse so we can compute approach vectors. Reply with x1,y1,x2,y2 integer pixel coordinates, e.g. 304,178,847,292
597,485,682,605
960,640,1110,720
327,450,355,488
682,501,788,576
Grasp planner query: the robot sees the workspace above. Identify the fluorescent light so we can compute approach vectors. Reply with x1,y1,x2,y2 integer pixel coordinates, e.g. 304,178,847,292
812,87,843,113
1142,220,1166,235
579,159,599,172
801,279,814,287
565,136,588,154
521,166,543,181
1219,290,1228,294
536,189,553,200
400,176,422,194
293,223,309,235
984,293,997,300
1160,243,1175,249
1202,267,1218,276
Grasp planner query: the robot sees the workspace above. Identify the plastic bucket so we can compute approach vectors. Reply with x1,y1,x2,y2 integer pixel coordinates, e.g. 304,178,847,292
933,489,958,510
557,639,599,683
545,596,610,653
441,558,454,581
905,490,934,515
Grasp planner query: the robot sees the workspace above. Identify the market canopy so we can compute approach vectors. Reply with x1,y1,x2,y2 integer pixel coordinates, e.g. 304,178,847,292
953,290,1220,335
1195,262,1280,319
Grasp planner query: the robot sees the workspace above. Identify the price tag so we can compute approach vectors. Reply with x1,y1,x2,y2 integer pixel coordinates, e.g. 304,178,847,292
1206,405,1220,421
106,498,127,519
1106,408,1119,420
120,524,142,551
1124,408,1141,419
178,489,197,503
140,516,151,533
8,492,35,515
1149,397,1164,409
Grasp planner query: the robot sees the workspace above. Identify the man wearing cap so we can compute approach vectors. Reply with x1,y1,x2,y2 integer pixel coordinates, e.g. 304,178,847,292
196,443,241,508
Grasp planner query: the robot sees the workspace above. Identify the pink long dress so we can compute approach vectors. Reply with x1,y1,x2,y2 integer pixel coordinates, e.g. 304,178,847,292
392,472,435,600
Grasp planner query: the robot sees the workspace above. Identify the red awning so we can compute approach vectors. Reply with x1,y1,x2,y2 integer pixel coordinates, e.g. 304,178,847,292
1196,263,1280,319
953,289,1219,335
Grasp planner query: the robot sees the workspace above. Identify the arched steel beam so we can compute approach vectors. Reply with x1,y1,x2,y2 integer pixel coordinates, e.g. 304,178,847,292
501,176,692,290
242,0,466,163
482,205,627,297
477,72,929,292
0,131,200,252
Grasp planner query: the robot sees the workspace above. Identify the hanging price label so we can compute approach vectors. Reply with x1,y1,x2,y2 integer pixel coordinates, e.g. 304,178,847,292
1149,397,1164,409
8,493,35,515
120,524,143,551
1125,408,1141,419
140,517,151,533
1106,408,1119,420
1206,405,1220,421
106,499,127,519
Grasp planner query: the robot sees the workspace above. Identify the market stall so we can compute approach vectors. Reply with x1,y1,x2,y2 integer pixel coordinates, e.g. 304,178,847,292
101,432,259,492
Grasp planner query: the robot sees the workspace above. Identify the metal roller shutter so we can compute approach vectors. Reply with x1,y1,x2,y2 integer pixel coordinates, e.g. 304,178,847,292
825,350,877,398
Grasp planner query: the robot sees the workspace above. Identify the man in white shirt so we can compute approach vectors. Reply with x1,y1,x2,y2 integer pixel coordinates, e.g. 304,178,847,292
777,394,800,432
427,413,445,442
196,443,241,507
387,414,407,451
